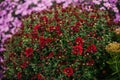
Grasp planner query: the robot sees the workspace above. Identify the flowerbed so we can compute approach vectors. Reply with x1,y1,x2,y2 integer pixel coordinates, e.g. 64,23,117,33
0,0,120,80
0,0,120,52
2,4,119,80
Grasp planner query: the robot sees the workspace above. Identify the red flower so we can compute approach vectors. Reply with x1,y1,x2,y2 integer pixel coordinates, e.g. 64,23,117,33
45,38,52,43
55,26,62,35
31,31,39,39
62,8,66,12
49,26,55,32
37,73,44,80
40,16,48,23
86,59,95,66
89,14,97,18
17,72,22,80
21,61,28,69
47,52,54,58
75,22,81,27
39,36,46,48
86,44,97,53
75,37,83,46
72,46,83,55
79,18,87,23
39,36,52,48
63,67,74,77
25,47,34,58
33,24,40,31
24,34,29,38
70,26,79,33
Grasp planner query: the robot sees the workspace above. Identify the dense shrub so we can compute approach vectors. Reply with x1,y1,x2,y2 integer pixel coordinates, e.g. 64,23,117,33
1,0,120,52
3,5,117,80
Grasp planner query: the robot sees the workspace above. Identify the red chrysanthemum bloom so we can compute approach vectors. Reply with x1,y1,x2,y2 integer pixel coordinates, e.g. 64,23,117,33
49,26,55,32
63,67,74,77
75,22,81,27
55,26,62,35
75,37,83,46
31,31,39,39
21,61,28,69
70,26,79,33
37,73,44,80
39,37,52,48
25,47,34,58
33,24,40,31
79,18,87,23
86,59,95,66
40,16,48,23
72,46,83,55
17,72,22,80
86,44,97,53
39,36,46,48
89,14,97,19
45,38,52,43
47,52,54,58
24,33,30,38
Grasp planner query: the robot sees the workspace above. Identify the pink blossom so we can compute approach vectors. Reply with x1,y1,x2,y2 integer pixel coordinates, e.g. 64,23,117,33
103,2,111,9
93,0,101,5
113,7,119,13
63,0,72,8
41,0,53,7
56,0,66,3
12,18,22,28
100,7,106,10
109,0,118,3
32,3,47,12
114,13,120,22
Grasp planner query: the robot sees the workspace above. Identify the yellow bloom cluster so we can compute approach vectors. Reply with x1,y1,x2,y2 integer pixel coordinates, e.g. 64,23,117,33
114,27,120,35
106,42,120,54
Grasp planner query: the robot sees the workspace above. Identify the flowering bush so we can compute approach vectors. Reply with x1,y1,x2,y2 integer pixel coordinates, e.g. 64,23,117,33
1,0,120,53
3,5,117,79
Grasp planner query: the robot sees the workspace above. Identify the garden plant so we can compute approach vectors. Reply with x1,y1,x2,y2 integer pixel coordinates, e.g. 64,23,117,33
0,0,120,80
3,4,119,80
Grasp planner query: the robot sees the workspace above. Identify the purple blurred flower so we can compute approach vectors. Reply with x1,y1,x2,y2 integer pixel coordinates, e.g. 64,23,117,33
0,56,4,63
26,0,39,4
0,72,4,79
0,55,4,79
93,0,101,5
0,48,5,52
41,0,53,7
109,0,118,3
113,7,119,13
56,0,65,3
114,13,120,22
100,7,106,10
12,18,22,28
63,0,72,8
1,34,12,43
0,10,7,17
103,2,111,9
32,3,47,12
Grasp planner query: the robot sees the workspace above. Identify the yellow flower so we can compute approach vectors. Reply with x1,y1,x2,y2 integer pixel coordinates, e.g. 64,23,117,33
105,42,120,54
